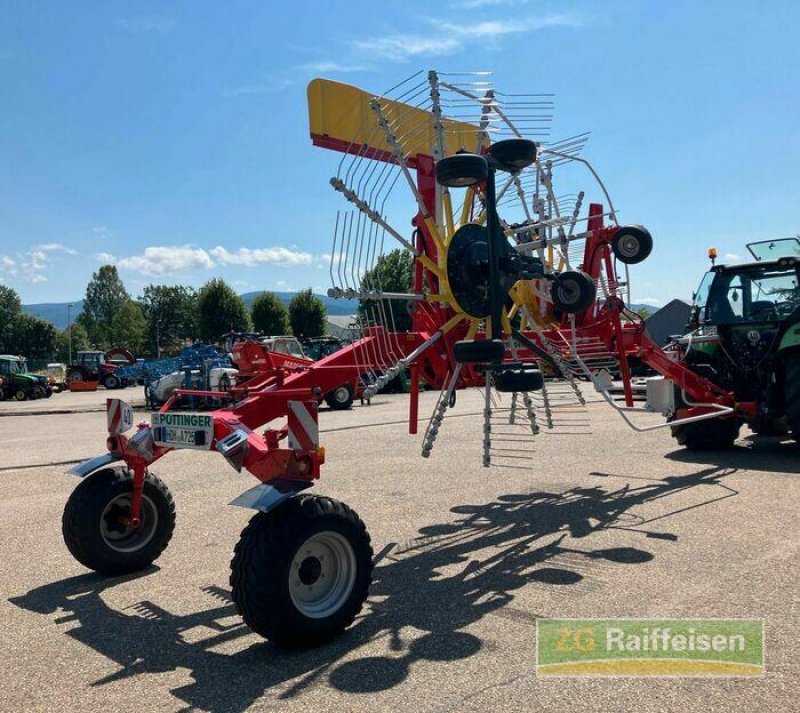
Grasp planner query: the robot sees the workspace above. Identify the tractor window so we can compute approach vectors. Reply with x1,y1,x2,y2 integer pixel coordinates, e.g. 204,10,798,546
707,273,745,323
708,267,800,323
693,271,714,316
0,361,8,376
748,269,800,319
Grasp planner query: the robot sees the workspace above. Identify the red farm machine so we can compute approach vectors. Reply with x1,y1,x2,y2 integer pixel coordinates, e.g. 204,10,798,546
60,71,770,647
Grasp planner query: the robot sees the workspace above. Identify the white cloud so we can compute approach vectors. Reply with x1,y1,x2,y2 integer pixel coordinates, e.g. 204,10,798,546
118,246,215,276
441,14,581,38
296,61,370,73
0,255,16,275
118,15,176,34
354,35,461,62
637,297,661,306
210,246,312,266
724,252,743,262
36,242,77,255
112,244,313,276
353,13,579,61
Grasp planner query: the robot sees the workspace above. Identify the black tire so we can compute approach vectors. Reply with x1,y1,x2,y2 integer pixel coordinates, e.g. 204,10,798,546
551,271,597,314
102,373,120,390
454,338,505,364
784,352,800,441
62,467,176,575
436,153,488,188
671,417,741,450
68,366,90,383
493,367,544,393
488,138,537,171
14,389,27,401
612,225,653,265
325,384,354,411
230,495,373,647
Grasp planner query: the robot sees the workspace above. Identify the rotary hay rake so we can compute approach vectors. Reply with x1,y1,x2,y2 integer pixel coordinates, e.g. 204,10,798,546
60,70,741,647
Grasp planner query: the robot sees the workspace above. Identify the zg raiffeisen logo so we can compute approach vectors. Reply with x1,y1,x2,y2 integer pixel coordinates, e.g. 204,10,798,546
536,619,764,676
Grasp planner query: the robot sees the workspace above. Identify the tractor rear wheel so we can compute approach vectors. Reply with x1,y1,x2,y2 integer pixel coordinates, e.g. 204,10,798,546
67,366,90,383
62,467,176,575
102,373,120,390
785,353,800,441
325,384,354,410
230,495,373,647
671,417,741,450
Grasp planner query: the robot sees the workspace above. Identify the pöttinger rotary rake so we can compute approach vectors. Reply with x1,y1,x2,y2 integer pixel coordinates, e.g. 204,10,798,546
61,70,703,647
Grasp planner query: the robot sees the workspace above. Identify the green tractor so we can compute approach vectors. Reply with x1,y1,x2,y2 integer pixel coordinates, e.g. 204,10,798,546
0,355,53,401
668,238,800,448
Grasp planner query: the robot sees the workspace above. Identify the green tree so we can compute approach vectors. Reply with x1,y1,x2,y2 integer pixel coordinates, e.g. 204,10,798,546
358,249,413,331
7,313,58,359
77,265,130,348
0,285,22,351
139,284,198,356
110,299,148,353
55,322,90,362
635,306,654,320
251,291,290,335
196,278,250,341
288,289,326,338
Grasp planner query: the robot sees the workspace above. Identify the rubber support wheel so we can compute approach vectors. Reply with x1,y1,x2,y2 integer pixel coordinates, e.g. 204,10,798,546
453,339,505,364
671,417,741,450
612,225,653,265
62,467,176,575
488,138,537,171
436,153,488,188
493,367,544,393
325,384,354,411
230,495,373,647
551,271,597,314
784,352,800,441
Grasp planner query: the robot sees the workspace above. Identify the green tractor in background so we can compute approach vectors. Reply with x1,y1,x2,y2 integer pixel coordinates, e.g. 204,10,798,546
0,355,53,401
668,238,800,448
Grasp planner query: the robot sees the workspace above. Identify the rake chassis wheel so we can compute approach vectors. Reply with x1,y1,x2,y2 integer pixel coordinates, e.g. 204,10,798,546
230,494,373,647
62,467,176,575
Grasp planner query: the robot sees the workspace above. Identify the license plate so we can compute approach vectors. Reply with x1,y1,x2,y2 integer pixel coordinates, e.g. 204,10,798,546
151,412,214,450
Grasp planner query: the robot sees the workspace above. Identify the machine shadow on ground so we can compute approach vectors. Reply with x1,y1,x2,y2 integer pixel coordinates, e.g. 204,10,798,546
665,437,800,474
10,466,738,712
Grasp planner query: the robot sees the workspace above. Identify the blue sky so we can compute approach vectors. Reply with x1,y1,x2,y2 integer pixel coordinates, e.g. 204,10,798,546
1,0,799,308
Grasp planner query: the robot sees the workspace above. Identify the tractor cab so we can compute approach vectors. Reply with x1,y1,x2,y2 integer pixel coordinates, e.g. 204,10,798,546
684,242,800,408
77,350,107,369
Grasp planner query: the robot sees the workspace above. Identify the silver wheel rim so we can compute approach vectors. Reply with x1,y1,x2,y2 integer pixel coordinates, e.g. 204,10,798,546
100,493,158,553
619,235,640,258
289,531,356,618
334,386,350,404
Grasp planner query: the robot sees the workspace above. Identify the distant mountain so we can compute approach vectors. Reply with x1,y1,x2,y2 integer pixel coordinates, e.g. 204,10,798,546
23,301,85,330
239,291,358,316
23,294,660,331
23,291,358,330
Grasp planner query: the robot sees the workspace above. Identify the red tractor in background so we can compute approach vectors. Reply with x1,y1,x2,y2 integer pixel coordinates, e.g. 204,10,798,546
67,348,136,389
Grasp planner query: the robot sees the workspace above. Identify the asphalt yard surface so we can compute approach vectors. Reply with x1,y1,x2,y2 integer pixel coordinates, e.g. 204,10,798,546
0,387,797,712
